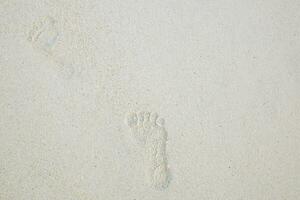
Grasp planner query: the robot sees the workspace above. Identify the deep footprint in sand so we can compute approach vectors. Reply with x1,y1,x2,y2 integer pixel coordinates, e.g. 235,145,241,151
126,111,170,189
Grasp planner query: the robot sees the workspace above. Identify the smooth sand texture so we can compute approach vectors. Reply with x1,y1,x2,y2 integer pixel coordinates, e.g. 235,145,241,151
0,0,299,199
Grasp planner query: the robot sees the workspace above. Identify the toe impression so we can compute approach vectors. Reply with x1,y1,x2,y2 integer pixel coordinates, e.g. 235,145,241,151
126,112,138,128
150,112,158,125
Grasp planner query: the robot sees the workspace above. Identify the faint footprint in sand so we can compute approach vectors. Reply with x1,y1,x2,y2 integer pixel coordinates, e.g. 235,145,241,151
126,111,170,189
28,16,74,79
28,16,59,54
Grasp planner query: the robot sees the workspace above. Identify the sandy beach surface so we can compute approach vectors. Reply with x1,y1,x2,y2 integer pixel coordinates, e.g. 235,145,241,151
0,1,299,199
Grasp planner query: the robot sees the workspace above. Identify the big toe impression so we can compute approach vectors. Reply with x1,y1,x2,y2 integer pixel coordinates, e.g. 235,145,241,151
126,112,138,128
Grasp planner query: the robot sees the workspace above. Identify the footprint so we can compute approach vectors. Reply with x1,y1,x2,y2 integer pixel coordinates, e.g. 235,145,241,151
28,16,59,54
28,16,74,79
125,111,170,189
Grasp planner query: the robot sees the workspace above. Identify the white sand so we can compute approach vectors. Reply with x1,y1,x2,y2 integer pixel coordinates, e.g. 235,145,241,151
0,0,299,199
